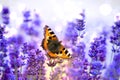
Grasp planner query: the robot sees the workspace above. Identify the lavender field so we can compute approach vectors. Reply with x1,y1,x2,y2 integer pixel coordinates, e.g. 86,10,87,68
0,0,120,80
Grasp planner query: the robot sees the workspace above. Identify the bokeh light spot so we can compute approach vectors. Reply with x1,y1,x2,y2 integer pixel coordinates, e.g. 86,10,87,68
99,4,112,16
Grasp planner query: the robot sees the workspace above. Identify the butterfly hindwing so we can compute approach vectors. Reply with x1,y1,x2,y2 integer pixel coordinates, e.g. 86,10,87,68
58,44,71,58
42,25,71,59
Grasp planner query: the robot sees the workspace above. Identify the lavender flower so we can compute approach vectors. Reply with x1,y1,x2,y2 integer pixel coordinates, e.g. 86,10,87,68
88,34,107,79
64,22,78,44
33,13,41,26
104,19,120,80
0,25,5,39
0,24,15,80
89,36,107,62
1,62,15,80
68,60,90,80
26,27,39,36
23,10,32,22
104,53,120,80
0,25,8,72
20,21,39,36
8,35,24,48
110,20,120,57
67,42,90,80
0,37,7,53
20,10,42,36
7,35,25,80
64,11,85,45
89,61,102,76
75,10,85,31
1,7,10,25
21,43,46,80
0,25,7,50
72,42,86,58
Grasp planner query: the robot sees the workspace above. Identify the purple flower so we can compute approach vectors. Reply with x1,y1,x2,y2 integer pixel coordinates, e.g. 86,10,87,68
2,73,15,80
64,22,78,44
26,27,39,36
0,52,7,67
2,16,10,25
22,42,36,54
64,11,86,45
7,36,25,80
33,13,41,26
88,33,107,79
104,53,120,80
20,24,39,36
68,68,90,80
0,38,7,53
89,36,107,62
8,35,24,47
23,11,30,19
67,42,90,79
1,7,10,15
23,10,31,22
72,42,86,58
10,56,23,68
75,19,85,31
0,24,6,39
104,19,120,80
21,43,46,79
20,12,41,36
110,20,120,54
1,61,15,80
90,61,102,76
0,25,7,53
113,53,120,75
1,7,10,24
75,10,85,31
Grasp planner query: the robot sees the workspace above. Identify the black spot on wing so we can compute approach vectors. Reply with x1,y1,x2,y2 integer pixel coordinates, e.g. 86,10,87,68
50,31,54,34
60,51,62,54
52,35,56,37
65,50,68,54
62,48,65,50
41,39,45,49
56,52,59,54
48,28,51,31
68,54,70,57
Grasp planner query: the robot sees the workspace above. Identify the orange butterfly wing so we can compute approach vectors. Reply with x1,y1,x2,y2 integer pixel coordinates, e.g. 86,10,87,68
42,25,71,59
57,44,71,58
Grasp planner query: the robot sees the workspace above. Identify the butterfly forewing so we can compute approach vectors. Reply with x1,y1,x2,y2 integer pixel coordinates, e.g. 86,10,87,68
44,25,58,41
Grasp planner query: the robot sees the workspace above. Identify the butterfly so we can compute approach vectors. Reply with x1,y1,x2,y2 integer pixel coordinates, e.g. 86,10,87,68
41,25,71,59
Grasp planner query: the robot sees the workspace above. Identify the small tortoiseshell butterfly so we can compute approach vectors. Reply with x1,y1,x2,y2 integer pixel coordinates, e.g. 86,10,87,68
41,25,71,59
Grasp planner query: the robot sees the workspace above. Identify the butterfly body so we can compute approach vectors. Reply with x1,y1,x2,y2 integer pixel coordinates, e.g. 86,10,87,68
41,25,71,59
